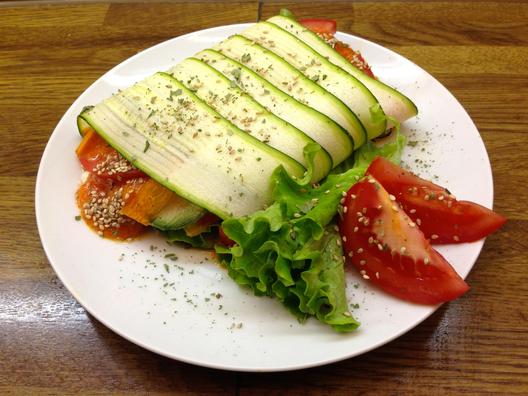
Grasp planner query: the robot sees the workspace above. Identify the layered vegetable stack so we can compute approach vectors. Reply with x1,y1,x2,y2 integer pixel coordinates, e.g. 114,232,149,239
76,11,504,332
77,12,417,224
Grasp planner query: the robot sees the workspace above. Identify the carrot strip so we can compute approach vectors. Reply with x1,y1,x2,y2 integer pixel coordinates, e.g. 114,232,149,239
121,179,175,226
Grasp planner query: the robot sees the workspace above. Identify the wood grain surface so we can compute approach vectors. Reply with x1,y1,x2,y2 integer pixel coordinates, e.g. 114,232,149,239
1,1,527,395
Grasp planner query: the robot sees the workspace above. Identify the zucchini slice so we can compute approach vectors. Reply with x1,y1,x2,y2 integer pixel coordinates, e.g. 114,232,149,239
195,49,353,168
215,35,367,149
169,58,332,181
267,15,418,126
81,72,305,218
239,22,385,141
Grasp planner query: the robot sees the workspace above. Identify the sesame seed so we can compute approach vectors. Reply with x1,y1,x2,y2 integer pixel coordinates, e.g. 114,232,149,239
368,179,376,184
348,251,354,257
424,257,430,265
389,194,396,201
357,248,363,254
350,194,356,199
343,206,348,213
342,235,347,242
353,226,359,232
377,243,383,251
375,272,380,279
400,246,407,254
431,234,439,240
453,235,460,242
359,259,366,265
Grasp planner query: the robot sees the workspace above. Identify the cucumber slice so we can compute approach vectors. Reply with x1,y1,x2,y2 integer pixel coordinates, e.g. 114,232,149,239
151,195,205,231
215,35,366,149
195,49,353,168
239,22,386,141
77,106,94,136
82,72,305,218
267,15,418,125
168,58,331,181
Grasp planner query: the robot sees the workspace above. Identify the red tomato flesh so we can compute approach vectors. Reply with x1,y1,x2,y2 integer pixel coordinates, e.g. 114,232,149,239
366,157,506,244
77,173,147,240
218,226,235,247
333,41,376,79
299,18,337,35
76,129,146,182
339,176,469,304
299,18,375,78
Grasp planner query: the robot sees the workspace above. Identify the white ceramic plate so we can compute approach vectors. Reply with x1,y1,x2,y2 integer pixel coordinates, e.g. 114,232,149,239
35,24,493,372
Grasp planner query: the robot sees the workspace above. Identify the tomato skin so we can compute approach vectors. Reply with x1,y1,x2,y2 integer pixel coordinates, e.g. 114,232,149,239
339,177,470,305
76,173,147,240
79,155,145,182
218,226,235,247
299,18,375,78
333,41,376,78
76,130,146,182
366,157,506,244
299,18,337,35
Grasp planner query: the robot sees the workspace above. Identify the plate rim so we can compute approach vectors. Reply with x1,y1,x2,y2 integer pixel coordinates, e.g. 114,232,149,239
35,23,492,372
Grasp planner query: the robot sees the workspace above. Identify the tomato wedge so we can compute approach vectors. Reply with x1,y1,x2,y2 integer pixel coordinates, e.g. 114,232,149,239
366,157,506,244
339,176,469,304
76,129,145,182
299,18,337,36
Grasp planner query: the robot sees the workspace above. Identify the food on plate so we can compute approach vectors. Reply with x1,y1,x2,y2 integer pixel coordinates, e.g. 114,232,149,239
268,14,417,125
73,9,504,331
194,48,353,167
169,57,332,181
216,135,407,331
366,157,507,244
338,174,470,304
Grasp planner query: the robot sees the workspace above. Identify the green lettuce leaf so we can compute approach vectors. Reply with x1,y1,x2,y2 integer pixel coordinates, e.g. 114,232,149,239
279,8,296,19
216,132,406,331
166,228,217,249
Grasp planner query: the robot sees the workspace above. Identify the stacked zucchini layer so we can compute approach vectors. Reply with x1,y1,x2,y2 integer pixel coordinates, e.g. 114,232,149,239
79,16,417,224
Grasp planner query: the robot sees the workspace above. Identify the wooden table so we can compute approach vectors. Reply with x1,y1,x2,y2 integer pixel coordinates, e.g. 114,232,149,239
1,1,527,394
